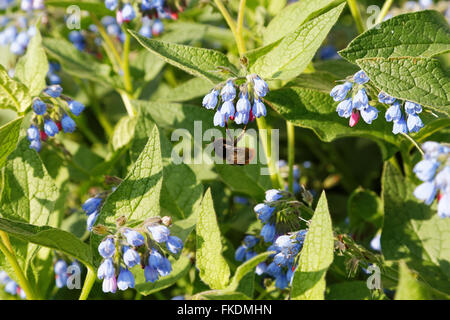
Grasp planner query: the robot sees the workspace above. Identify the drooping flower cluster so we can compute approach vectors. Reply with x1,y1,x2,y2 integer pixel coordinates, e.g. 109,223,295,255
0,270,26,299
413,142,450,218
95,216,183,293
331,70,424,134
27,85,85,152
54,259,81,288
233,189,313,289
203,74,269,127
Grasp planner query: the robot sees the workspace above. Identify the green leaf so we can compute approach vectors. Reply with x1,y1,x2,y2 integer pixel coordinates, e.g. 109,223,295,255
131,104,204,222
395,261,433,300
196,188,230,289
381,162,450,295
92,126,163,262
0,217,93,268
226,251,273,292
250,3,345,80
348,188,383,237
15,30,48,97
215,164,271,200
0,138,59,226
356,57,450,114
291,191,334,300
111,115,137,151
150,77,212,102
0,117,23,169
129,30,238,84
98,125,163,223
340,10,450,62
43,37,113,85
0,64,31,113
265,80,399,159
197,291,251,300
134,255,191,295
263,0,340,45
0,138,60,280
326,281,374,300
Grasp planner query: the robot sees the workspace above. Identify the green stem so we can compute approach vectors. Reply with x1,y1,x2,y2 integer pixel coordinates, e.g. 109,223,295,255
257,117,283,189
236,0,247,57
347,0,365,34
90,13,123,73
119,90,136,117
287,121,295,193
0,232,39,300
122,29,134,94
79,266,96,300
213,0,239,49
376,0,394,25
401,133,424,156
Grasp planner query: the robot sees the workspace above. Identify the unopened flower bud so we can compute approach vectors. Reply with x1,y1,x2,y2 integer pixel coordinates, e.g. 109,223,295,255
92,224,109,235
161,216,172,226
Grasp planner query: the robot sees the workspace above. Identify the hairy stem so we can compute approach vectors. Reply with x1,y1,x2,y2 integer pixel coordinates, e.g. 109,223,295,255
347,0,365,34
287,121,295,193
79,266,96,300
0,231,39,300
236,0,247,56
376,0,394,24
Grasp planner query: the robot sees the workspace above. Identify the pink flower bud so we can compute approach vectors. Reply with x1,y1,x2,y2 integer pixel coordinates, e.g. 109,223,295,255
116,10,124,25
349,110,360,127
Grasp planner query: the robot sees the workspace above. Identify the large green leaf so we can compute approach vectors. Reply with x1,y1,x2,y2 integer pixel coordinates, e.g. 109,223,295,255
381,162,450,296
340,10,450,62
15,30,48,97
131,103,204,222
263,0,340,45
0,218,93,268
0,65,31,113
92,127,163,262
356,57,450,114
196,188,230,289
250,3,345,80
0,117,23,169
0,138,60,281
129,30,238,84
291,191,334,300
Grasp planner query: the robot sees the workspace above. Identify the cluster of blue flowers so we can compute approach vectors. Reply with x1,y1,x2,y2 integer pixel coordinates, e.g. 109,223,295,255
233,189,311,289
413,142,450,218
203,74,269,127
103,0,183,37
0,16,36,56
26,85,85,152
331,70,424,134
54,259,81,288
0,270,26,299
96,217,183,293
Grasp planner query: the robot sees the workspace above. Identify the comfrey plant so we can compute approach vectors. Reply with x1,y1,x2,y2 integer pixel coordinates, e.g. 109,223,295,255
26,85,85,152
413,142,450,218
331,70,425,134
203,74,269,127
93,216,183,293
